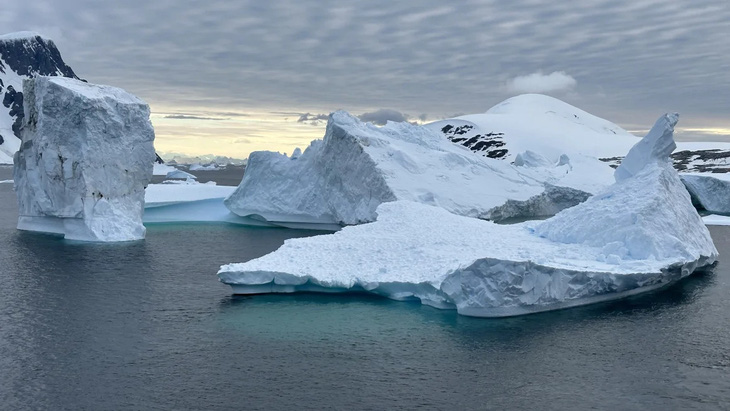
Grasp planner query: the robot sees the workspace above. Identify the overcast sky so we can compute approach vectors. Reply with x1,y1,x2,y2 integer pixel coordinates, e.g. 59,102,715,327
2,1,729,158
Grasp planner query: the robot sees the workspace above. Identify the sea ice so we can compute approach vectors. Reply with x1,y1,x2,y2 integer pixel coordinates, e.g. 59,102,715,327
13,77,155,241
218,113,717,317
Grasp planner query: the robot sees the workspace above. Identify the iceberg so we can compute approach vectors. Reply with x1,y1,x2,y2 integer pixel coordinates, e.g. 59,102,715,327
143,181,238,223
189,163,219,171
165,169,197,180
218,113,717,317
680,173,730,215
224,110,611,229
13,77,156,241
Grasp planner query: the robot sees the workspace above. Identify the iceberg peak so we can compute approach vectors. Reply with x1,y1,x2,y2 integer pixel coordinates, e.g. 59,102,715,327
614,113,678,182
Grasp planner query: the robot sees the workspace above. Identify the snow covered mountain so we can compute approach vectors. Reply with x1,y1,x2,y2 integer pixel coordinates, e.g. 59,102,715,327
428,94,730,173
425,94,638,162
0,32,81,163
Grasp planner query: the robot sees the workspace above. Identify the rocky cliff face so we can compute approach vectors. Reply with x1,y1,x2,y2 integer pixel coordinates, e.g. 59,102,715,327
0,32,81,163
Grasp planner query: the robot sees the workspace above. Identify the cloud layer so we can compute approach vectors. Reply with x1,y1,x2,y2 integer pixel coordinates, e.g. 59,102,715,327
2,0,729,154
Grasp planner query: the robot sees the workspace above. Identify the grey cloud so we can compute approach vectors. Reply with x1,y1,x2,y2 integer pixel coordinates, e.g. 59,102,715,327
297,112,329,123
358,109,409,125
2,0,729,131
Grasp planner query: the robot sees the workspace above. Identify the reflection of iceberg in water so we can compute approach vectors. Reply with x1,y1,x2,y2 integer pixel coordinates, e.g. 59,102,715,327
218,113,718,317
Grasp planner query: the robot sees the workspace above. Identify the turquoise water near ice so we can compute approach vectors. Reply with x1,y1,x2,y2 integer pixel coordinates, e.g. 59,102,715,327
1,166,729,410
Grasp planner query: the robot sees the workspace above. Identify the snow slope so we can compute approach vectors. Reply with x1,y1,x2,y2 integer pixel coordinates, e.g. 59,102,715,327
218,113,717,317
225,110,616,229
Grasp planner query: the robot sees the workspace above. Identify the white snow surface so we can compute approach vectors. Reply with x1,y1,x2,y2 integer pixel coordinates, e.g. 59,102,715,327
14,77,156,241
218,113,717,317
225,110,615,228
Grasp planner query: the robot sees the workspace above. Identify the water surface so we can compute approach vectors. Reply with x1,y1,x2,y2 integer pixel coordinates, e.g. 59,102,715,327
0,166,728,410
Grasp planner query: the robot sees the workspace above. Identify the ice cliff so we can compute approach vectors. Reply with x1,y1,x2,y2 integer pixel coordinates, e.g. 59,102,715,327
13,77,156,241
218,113,717,317
225,110,611,229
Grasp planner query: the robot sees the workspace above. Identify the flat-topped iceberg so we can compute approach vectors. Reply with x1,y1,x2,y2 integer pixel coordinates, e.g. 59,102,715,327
218,113,717,317
225,110,613,229
13,77,155,241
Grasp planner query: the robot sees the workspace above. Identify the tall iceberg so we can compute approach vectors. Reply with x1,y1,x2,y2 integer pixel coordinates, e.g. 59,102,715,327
13,77,156,241
218,113,718,317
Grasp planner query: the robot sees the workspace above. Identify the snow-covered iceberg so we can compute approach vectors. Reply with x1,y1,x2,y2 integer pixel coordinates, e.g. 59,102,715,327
680,173,730,215
218,113,717,317
225,110,612,229
13,76,156,241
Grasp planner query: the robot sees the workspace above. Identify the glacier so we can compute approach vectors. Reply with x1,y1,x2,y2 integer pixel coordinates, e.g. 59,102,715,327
13,76,156,241
224,110,615,229
218,113,718,317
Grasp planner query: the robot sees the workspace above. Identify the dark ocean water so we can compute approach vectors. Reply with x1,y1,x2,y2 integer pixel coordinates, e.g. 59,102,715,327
1,165,729,410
